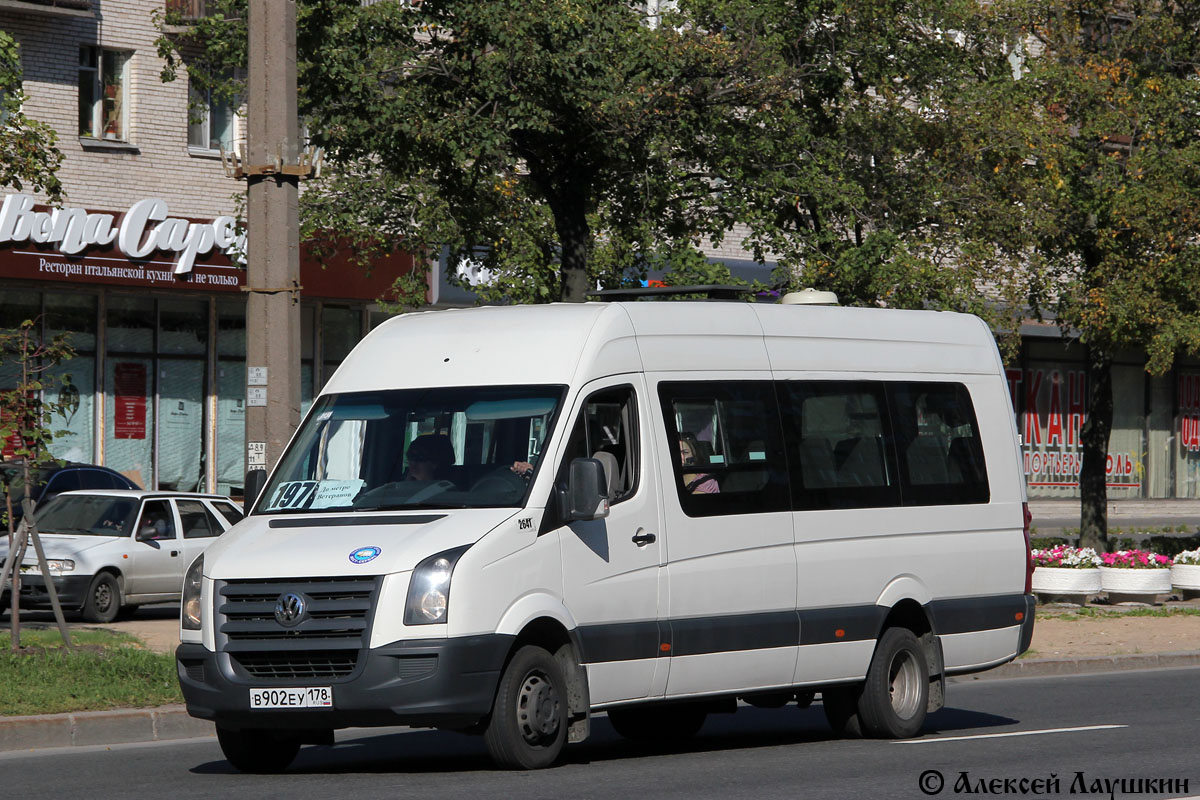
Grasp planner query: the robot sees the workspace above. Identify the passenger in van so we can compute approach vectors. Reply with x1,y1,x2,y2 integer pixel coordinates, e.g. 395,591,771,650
404,434,455,482
679,434,719,494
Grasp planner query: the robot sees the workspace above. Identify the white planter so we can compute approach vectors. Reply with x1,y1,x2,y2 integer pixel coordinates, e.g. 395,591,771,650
1171,563,1200,599
1031,567,1101,604
1099,567,1173,603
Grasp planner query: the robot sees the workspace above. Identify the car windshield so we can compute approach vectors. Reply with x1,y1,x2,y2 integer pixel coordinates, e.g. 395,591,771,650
32,495,139,536
256,385,566,514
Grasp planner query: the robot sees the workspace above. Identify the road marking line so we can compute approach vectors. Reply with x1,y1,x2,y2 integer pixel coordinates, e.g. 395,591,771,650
894,724,1127,744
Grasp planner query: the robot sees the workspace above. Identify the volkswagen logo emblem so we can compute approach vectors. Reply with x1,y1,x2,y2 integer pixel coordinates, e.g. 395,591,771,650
274,592,307,628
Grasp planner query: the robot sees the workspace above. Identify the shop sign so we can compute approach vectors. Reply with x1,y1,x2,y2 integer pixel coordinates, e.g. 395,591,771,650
113,362,147,440
1005,367,1141,490
1179,373,1200,452
0,193,244,275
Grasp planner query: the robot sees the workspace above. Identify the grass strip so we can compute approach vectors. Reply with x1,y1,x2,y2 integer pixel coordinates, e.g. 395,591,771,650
1038,606,1200,620
0,628,182,716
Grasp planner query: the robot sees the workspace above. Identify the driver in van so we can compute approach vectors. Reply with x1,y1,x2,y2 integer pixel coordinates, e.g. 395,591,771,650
405,434,455,482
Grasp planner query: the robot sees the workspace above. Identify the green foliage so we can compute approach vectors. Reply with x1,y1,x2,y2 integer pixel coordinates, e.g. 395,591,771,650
0,628,181,716
0,31,63,201
157,0,782,303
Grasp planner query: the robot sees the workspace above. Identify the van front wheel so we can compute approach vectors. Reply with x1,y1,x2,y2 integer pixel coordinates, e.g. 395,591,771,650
483,645,567,769
857,627,929,739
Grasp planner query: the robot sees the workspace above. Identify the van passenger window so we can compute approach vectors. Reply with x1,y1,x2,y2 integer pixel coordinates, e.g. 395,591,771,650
779,382,901,510
658,382,789,517
890,383,989,505
556,386,638,503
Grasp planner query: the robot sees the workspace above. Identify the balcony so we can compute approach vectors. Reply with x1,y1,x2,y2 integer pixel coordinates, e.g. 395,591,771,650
0,0,94,18
164,0,210,20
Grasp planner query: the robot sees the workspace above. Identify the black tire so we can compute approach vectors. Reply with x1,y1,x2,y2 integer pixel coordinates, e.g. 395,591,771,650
856,627,929,739
483,645,568,770
81,573,120,623
821,686,864,738
607,703,708,742
216,726,301,773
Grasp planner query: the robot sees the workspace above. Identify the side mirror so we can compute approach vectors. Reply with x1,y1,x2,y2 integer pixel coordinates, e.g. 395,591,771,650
244,469,268,511
563,458,610,522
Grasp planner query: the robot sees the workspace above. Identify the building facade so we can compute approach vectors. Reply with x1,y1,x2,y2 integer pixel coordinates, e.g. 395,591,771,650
1,0,413,499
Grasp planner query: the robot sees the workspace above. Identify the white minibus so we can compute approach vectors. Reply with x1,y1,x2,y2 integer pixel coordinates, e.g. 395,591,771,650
177,299,1034,772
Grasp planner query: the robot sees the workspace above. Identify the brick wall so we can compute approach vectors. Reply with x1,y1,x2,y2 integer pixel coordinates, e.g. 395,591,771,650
3,0,243,219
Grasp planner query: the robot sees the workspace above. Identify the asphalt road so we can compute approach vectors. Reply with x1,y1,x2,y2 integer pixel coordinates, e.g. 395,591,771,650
0,667,1196,800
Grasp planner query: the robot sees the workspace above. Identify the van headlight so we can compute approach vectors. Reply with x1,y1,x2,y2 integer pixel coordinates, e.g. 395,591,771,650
46,559,75,575
182,555,203,631
404,545,470,625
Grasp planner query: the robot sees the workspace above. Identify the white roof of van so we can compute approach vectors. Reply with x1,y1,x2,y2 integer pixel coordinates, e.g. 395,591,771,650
322,302,998,395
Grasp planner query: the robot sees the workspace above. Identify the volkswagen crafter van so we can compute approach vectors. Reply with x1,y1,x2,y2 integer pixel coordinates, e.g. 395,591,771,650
177,300,1034,772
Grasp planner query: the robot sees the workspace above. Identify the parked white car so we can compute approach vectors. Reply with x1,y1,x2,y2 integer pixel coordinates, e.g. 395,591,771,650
1,490,243,623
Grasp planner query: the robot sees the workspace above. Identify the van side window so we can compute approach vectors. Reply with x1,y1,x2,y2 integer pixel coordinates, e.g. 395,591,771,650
890,382,989,505
177,499,225,539
557,386,638,503
658,382,789,517
779,382,901,510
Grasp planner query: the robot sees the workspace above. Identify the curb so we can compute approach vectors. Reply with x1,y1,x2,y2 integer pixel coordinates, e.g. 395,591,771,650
0,704,213,753
954,650,1200,681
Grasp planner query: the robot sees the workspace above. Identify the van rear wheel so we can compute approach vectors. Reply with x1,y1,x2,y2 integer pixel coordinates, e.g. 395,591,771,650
483,645,568,769
216,726,301,773
857,627,929,738
607,703,707,742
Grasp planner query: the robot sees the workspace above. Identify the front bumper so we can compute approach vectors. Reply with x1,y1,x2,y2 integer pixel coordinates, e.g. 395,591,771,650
176,633,515,732
11,574,90,610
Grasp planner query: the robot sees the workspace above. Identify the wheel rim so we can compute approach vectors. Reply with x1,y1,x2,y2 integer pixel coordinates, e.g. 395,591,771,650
515,669,560,746
887,649,922,719
93,581,113,612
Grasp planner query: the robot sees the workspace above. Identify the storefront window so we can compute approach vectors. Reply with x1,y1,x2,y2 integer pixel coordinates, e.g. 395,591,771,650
322,306,359,379
216,299,246,497
158,359,206,491
159,298,207,356
104,357,153,489
106,296,155,353
0,290,41,331
301,305,315,418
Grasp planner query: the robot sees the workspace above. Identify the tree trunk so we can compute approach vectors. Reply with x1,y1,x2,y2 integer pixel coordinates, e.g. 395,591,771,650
552,194,591,303
1078,344,1113,552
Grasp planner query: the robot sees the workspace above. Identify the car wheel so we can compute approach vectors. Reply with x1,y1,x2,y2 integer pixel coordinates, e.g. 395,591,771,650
483,645,568,769
216,726,301,773
607,703,708,742
856,627,929,739
81,573,120,624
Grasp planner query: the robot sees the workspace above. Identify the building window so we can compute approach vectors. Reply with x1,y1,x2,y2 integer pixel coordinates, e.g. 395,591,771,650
188,81,235,151
79,46,130,141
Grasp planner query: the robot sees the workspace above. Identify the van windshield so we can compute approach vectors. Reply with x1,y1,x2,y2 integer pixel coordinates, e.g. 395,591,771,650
257,385,566,514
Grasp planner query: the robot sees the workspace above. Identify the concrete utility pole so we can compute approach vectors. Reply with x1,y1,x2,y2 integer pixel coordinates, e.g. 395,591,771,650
244,0,301,500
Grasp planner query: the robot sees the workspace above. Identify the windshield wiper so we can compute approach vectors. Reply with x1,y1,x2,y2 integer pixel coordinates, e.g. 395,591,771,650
354,502,474,511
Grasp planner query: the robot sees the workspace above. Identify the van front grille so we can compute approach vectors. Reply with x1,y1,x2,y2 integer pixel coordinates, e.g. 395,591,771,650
216,575,380,682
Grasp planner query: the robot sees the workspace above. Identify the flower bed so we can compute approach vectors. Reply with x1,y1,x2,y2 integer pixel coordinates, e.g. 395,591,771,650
1171,548,1200,597
1031,546,1101,603
1099,550,1173,603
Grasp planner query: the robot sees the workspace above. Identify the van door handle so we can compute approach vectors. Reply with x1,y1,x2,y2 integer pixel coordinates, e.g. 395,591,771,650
631,530,656,546
170,550,179,557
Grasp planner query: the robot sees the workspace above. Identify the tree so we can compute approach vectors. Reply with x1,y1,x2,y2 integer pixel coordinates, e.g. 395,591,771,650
0,320,76,649
157,0,784,304
672,0,1039,342
0,30,63,201
985,2,1200,550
